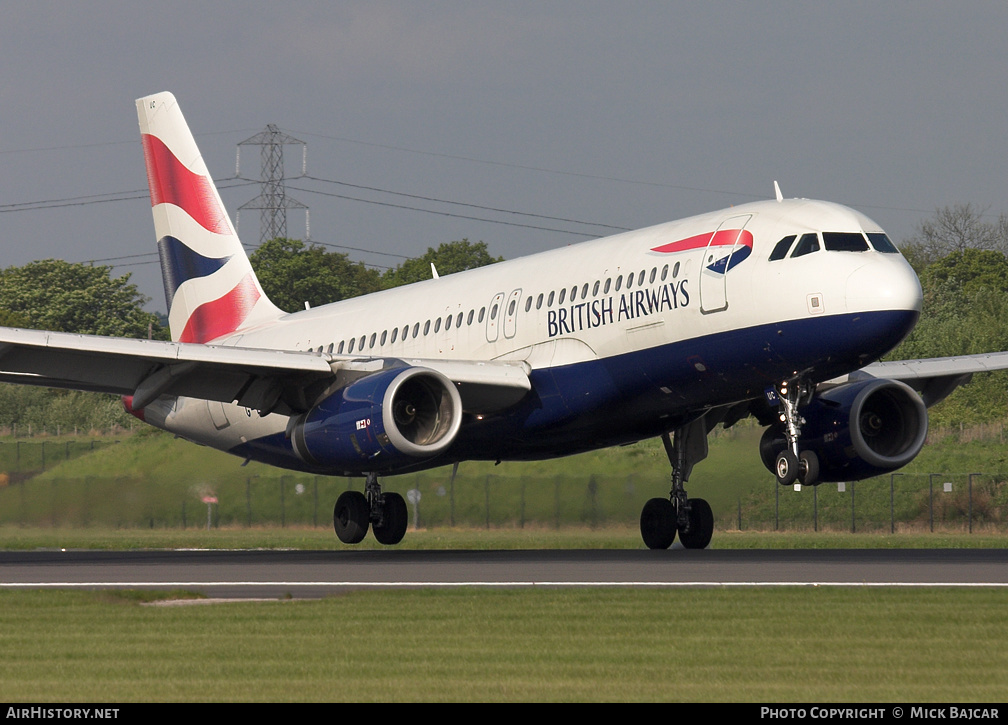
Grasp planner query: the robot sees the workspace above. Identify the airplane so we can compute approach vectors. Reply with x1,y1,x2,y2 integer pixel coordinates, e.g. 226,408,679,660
2,91,1007,549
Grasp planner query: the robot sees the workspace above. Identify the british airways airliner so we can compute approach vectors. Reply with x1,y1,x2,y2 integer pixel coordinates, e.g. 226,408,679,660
2,92,1005,549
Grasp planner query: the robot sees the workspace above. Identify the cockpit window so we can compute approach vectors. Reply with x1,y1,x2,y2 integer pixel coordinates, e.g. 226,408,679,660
822,232,870,252
790,233,820,258
867,232,900,253
769,235,796,261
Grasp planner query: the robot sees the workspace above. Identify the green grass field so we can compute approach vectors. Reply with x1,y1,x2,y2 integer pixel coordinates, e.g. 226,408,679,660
1,586,1005,702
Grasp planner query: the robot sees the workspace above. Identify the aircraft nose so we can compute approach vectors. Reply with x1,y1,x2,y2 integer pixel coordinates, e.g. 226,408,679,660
845,258,923,314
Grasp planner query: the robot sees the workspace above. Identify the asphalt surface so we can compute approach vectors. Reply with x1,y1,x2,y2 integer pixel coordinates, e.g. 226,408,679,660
2,548,1007,598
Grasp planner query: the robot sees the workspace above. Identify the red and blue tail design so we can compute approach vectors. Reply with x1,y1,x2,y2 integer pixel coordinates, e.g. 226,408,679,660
136,92,283,343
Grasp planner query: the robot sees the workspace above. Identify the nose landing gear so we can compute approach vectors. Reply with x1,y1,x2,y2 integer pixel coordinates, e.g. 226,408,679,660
773,377,819,487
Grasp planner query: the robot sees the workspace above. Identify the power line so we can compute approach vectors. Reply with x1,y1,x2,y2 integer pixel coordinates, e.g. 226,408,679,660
286,183,606,238
298,174,629,233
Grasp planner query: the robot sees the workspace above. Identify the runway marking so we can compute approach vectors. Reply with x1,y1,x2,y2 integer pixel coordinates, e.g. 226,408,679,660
2,581,1008,589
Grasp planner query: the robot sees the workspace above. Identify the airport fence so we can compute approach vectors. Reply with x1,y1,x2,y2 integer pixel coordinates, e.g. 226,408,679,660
0,467,1006,533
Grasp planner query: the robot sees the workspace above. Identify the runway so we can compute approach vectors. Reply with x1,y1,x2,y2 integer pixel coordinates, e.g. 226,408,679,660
2,548,1008,598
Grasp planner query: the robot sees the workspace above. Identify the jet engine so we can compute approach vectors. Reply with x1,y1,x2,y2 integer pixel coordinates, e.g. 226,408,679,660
289,366,462,472
760,378,928,482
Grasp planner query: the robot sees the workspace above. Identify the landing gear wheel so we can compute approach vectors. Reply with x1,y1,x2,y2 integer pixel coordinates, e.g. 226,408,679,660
372,492,408,546
798,450,819,486
775,450,799,486
640,497,677,550
333,490,369,544
678,498,714,549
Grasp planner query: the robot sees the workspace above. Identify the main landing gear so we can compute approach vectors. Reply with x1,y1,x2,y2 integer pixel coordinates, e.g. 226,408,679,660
333,472,408,546
772,377,819,487
640,422,714,550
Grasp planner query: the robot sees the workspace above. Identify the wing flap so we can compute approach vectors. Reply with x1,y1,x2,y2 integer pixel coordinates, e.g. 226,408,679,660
0,327,334,413
0,327,533,416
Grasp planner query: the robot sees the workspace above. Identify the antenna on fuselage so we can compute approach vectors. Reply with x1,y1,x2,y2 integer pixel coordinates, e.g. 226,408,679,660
774,180,783,202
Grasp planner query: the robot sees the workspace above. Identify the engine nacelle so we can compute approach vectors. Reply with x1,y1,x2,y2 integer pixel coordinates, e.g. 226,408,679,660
289,366,462,472
760,378,928,482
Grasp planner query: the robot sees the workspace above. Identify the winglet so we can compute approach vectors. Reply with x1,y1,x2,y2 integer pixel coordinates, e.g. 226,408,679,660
431,263,440,279
774,180,783,202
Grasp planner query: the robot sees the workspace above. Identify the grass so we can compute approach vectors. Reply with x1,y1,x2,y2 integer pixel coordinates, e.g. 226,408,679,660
0,524,1006,551
5,425,1008,535
0,587,1005,702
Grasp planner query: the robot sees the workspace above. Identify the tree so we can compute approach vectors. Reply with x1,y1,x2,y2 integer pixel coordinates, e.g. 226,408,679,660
249,238,382,312
919,248,1008,297
887,246,1008,426
900,203,1008,273
0,259,165,339
381,239,502,289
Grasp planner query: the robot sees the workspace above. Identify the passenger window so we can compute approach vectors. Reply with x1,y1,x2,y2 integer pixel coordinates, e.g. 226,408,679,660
536,293,543,310
490,304,498,320
822,232,869,252
604,278,611,293
348,338,356,353
412,322,420,338
769,235,796,261
467,310,474,325
570,285,577,301
626,273,633,290
381,330,387,346
509,299,517,316
434,317,441,333
548,291,555,306
525,296,532,312
445,314,452,331
593,280,600,296
369,333,376,349
337,340,345,354
559,289,566,305
615,276,622,292
661,264,668,281
456,312,463,328
391,328,398,344
478,307,485,323
581,283,589,298
649,268,656,284
791,233,820,258
638,270,645,286
673,262,680,277
867,232,899,253
423,320,431,335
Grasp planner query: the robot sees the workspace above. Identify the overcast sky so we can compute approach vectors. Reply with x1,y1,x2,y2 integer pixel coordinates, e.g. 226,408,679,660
2,2,1007,312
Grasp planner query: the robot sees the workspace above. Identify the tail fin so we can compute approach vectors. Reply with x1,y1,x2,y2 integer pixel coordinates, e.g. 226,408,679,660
136,92,283,343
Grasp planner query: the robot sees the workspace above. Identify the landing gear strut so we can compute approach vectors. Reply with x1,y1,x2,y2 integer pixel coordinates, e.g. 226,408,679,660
640,421,714,550
333,472,408,546
773,377,819,487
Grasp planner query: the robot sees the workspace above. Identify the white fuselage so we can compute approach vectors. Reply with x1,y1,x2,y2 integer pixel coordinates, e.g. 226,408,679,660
145,197,923,473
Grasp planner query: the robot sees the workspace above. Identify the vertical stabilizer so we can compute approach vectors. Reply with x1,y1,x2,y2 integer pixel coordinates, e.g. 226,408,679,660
136,92,283,343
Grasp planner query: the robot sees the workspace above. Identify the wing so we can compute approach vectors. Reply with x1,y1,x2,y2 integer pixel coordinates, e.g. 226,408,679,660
0,327,531,415
833,351,1008,406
